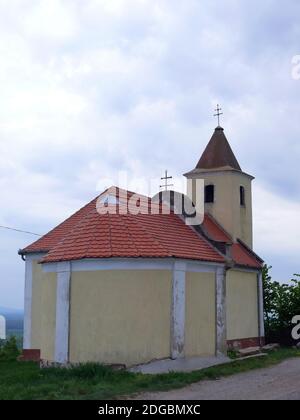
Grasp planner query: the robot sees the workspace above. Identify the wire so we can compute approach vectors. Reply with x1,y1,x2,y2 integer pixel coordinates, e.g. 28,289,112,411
0,225,42,237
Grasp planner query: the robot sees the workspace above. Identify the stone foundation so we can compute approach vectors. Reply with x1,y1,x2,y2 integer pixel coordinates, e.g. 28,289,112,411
227,337,265,350
19,349,41,362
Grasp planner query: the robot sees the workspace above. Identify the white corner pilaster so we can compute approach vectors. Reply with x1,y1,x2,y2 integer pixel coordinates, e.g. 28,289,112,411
216,266,227,356
258,271,265,341
54,262,71,364
171,261,186,359
23,257,33,350
23,253,46,350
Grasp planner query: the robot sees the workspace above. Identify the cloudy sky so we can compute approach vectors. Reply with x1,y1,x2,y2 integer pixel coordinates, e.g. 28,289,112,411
0,0,300,309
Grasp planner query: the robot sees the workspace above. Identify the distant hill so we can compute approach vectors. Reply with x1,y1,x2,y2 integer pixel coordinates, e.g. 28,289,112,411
0,306,23,315
0,307,23,331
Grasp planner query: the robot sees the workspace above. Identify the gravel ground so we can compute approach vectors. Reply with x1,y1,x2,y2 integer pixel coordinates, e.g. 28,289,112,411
134,358,300,400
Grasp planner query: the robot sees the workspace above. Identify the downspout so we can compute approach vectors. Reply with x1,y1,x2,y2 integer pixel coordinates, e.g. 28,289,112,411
18,249,26,261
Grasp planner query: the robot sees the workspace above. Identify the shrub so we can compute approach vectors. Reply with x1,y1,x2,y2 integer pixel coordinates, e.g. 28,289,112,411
0,336,20,361
263,265,300,345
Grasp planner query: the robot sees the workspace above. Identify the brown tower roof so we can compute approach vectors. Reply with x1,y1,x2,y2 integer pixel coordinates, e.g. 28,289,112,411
196,126,241,171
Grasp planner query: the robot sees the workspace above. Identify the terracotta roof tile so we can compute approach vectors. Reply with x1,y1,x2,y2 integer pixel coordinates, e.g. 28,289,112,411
41,204,224,263
202,213,232,243
231,243,262,269
201,213,263,269
22,197,98,254
22,187,262,268
21,188,223,264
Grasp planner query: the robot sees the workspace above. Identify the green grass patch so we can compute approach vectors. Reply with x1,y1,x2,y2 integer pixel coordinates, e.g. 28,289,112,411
0,347,299,400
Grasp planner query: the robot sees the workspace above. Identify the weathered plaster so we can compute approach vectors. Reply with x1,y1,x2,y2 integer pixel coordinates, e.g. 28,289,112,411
23,253,45,350
258,271,265,340
226,269,259,340
69,270,171,366
216,266,227,355
171,261,186,359
185,170,253,248
185,272,216,356
54,262,71,364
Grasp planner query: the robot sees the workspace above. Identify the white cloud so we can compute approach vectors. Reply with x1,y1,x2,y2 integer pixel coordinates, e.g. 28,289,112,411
253,183,300,257
0,0,300,307
23,0,78,41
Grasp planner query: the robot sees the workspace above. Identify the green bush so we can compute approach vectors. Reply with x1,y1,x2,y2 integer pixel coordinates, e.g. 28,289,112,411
0,336,20,361
263,265,300,334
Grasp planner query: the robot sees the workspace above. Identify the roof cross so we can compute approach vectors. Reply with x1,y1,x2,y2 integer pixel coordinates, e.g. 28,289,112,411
160,170,173,191
214,104,223,126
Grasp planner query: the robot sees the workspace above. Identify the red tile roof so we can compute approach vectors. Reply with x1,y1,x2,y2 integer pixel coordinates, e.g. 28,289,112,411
202,213,263,269
21,197,98,254
22,187,262,269
22,188,223,264
22,187,137,254
202,213,232,243
231,243,262,269
41,209,225,263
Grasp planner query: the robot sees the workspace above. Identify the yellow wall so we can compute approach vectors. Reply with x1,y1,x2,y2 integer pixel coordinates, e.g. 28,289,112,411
190,171,253,248
185,272,216,356
69,270,172,366
226,269,258,340
29,263,259,362
31,260,57,360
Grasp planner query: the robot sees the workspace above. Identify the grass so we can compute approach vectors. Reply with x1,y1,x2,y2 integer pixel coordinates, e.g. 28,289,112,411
0,347,299,400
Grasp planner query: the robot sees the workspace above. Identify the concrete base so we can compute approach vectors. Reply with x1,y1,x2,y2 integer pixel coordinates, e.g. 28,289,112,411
129,355,230,374
237,346,261,357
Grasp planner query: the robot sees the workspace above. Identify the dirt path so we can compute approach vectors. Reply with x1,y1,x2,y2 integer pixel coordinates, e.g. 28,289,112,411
134,358,300,400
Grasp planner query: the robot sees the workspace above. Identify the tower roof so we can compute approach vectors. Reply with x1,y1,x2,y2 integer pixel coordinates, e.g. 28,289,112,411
196,126,241,171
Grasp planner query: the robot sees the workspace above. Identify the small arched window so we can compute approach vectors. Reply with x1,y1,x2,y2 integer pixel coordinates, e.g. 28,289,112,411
205,185,214,203
240,186,245,206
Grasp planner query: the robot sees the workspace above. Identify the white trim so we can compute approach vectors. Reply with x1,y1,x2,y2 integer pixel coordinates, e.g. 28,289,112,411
184,169,254,180
54,262,71,364
42,257,223,274
216,266,227,356
186,261,220,273
43,263,58,273
73,258,173,272
25,252,46,259
171,261,186,359
56,261,71,273
231,266,260,274
23,258,33,349
258,271,265,339
23,253,46,349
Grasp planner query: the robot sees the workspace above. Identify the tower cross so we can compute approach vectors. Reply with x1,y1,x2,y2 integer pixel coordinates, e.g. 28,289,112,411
160,170,173,191
214,104,223,126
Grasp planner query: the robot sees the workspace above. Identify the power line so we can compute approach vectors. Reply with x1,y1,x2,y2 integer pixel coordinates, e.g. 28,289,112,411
0,225,42,237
